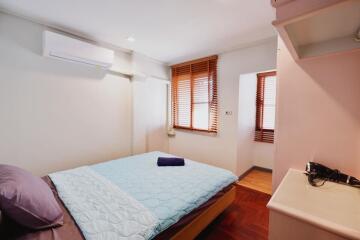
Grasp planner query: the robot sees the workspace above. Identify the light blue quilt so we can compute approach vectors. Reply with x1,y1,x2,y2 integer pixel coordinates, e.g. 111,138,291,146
91,151,237,238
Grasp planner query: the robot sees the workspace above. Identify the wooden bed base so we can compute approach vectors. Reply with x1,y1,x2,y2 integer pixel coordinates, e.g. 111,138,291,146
170,186,236,240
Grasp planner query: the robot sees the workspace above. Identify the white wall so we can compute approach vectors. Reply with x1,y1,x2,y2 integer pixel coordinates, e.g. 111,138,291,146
252,143,274,169
169,39,277,176
131,53,170,154
132,78,170,154
238,73,275,171
237,73,257,173
0,11,275,177
0,12,169,176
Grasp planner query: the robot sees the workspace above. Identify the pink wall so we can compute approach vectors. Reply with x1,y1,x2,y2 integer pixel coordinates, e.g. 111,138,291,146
274,37,360,188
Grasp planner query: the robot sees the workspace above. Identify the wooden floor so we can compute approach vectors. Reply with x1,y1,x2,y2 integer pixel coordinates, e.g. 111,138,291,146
196,185,271,240
237,169,272,195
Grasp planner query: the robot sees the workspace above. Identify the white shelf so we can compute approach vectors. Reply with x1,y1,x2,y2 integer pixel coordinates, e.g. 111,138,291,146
273,0,360,60
298,35,360,59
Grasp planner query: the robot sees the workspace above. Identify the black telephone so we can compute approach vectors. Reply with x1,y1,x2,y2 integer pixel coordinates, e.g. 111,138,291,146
305,162,360,188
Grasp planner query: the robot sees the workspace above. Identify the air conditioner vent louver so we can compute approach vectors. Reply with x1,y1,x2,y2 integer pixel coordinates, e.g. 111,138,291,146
43,31,114,69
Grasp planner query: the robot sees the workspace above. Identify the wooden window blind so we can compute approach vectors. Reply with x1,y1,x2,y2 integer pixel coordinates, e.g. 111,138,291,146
171,55,218,133
255,71,277,143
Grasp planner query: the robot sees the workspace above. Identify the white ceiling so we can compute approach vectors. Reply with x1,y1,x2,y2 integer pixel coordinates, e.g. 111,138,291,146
0,0,276,64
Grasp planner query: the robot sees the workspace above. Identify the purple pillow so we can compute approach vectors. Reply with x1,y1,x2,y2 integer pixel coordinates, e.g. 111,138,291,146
0,164,63,229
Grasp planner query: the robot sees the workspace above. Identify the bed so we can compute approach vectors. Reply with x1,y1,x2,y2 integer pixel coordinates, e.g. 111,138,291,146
1,151,237,240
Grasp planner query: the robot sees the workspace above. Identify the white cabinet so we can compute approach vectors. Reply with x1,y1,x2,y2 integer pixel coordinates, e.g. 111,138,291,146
267,169,360,240
272,0,360,60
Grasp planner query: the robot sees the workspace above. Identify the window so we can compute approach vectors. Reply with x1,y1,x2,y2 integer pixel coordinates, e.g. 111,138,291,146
255,71,277,143
171,56,218,133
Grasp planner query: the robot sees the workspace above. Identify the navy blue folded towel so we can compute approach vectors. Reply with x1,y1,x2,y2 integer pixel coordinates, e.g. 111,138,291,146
157,157,185,166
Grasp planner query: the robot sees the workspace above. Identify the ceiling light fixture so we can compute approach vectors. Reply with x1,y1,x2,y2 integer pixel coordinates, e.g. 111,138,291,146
127,36,135,42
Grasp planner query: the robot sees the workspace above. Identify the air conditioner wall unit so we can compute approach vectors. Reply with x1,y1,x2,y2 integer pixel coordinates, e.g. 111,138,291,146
43,30,114,69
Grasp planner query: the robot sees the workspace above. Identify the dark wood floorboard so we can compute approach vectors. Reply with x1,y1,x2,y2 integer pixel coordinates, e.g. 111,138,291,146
196,185,271,240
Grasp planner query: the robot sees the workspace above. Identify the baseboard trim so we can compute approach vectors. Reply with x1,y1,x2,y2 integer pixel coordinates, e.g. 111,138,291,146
238,167,254,181
253,166,272,173
238,166,272,180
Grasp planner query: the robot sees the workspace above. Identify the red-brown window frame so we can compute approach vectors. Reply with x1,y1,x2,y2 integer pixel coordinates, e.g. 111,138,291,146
255,71,276,143
171,55,218,133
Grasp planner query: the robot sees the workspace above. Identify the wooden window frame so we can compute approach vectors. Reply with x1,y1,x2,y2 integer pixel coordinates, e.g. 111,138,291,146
255,71,276,143
171,55,218,133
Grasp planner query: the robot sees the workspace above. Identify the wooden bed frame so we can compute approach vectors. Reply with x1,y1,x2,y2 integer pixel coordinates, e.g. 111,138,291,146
170,186,236,240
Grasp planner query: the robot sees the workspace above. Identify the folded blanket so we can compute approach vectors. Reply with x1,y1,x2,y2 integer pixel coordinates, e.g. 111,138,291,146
50,167,157,240
157,157,185,166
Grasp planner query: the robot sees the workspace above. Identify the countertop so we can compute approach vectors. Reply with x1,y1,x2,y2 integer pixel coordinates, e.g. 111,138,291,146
267,168,360,240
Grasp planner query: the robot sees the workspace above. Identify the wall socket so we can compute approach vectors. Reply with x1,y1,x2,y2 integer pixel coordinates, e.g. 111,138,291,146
225,111,232,116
